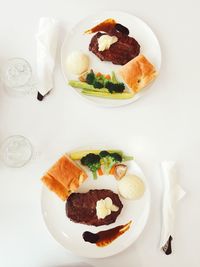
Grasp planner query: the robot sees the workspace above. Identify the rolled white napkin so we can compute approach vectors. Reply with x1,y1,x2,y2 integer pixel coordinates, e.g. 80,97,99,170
160,161,186,255
36,17,59,101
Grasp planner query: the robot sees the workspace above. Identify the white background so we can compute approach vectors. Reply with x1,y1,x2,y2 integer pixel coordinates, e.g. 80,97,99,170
0,0,199,266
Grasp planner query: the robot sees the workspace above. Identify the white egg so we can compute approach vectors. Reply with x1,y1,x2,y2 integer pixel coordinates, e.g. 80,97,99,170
66,51,89,75
118,174,145,200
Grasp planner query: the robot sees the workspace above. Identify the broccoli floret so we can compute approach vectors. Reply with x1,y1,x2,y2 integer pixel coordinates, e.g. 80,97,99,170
81,153,101,179
110,152,122,162
99,151,122,174
93,81,104,89
105,81,125,93
115,83,125,93
86,70,95,85
99,150,110,158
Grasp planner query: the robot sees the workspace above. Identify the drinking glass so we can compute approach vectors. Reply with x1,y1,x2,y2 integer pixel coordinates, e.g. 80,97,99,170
1,58,32,96
0,135,32,167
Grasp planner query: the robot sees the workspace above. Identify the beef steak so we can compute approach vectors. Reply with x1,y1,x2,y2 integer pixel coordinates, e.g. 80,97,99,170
89,32,140,65
66,189,123,226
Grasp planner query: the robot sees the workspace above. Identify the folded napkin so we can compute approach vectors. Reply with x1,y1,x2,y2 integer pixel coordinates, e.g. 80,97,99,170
36,17,59,101
160,161,186,255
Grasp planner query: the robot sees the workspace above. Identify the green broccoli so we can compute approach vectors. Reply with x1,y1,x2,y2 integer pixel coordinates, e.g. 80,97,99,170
86,70,95,85
110,152,123,162
81,153,101,179
99,150,122,174
85,71,125,94
105,81,125,93
93,81,104,89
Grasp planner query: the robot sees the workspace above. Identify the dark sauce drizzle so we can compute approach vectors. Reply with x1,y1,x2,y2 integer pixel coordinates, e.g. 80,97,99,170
83,221,132,247
115,23,129,35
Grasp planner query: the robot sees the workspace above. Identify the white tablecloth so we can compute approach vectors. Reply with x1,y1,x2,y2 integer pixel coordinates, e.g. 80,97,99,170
0,0,199,266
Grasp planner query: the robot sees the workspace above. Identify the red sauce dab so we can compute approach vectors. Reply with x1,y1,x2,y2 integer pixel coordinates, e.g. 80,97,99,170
83,220,132,247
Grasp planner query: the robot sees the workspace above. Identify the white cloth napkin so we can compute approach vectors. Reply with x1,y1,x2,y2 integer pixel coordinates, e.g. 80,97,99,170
160,161,186,255
36,17,59,99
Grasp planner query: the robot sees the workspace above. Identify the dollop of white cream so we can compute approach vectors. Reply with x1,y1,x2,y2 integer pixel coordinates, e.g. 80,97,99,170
66,51,89,75
118,175,145,200
96,197,119,219
98,35,118,52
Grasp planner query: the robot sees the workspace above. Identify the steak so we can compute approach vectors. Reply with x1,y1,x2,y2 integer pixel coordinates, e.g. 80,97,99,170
66,189,123,226
89,31,140,65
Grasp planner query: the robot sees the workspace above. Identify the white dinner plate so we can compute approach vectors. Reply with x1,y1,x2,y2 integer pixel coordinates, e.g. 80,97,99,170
41,147,151,258
61,10,161,108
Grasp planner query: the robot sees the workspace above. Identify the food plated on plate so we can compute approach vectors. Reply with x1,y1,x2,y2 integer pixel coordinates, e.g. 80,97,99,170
66,189,123,226
41,148,146,247
118,174,145,200
69,69,134,99
66,51,90,75
118,54,157,93
41,154,88,200
85,18,140,65
66,17,159,101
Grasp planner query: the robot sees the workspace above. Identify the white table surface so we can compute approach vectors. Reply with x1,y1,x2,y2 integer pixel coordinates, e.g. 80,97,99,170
0,0,199,266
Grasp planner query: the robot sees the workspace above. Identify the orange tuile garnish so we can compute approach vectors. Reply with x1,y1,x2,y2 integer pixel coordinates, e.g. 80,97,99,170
84,18,117,34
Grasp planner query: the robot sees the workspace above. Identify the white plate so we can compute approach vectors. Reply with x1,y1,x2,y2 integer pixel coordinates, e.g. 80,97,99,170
41,147,151,258
61,10,161,108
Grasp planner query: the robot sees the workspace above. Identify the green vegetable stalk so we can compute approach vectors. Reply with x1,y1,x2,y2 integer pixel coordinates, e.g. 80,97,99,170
111,71,119,83
69,70,128,96
69,80,94,90
82,89,134,99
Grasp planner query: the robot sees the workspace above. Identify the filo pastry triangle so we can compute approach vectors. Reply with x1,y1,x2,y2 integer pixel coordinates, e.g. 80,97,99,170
118,54,157,93
41,154,88,200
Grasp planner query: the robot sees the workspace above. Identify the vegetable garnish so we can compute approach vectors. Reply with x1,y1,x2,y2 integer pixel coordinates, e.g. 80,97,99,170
73,150,133,179
113,164,127,180
82,90,134,99
70,149,123,160
85,70,125,93
99,151,122,174
86,69,95,85
104,81,125,93
68,70,133,99
109,165,116,175
97,167,104,176
81,153,101,180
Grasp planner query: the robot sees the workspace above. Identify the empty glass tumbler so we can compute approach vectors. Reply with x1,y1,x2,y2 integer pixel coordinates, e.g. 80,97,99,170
1,58,32,96
0,135,32,167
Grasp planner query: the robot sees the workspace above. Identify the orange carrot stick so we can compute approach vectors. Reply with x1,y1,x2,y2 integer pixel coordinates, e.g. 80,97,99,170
109,165,116,175
98,168,103,176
